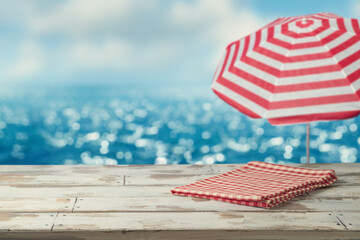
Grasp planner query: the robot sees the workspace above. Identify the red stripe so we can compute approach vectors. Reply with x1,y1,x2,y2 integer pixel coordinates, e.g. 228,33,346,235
253,30,352,63
336,18,346,31
295,19,314,28
241,54,340,77
274,78,350,93
329,35,359,56
217,76,268,108
281,20,329,38
351,19,360,35
268,110,360,125
279,64,341,77
275,28,341,50
267,27,292,49
320,30,344,44
348,68,360,83
338,49,360,68
230,41,240,66
255,45,333,62
241,35,250,60
254,46,287,62
241,56,281,76
268,94,359,110
229,66,275,92
212,88,262,118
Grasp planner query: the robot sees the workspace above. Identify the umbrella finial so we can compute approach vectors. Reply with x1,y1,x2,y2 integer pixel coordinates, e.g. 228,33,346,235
301,17,307,23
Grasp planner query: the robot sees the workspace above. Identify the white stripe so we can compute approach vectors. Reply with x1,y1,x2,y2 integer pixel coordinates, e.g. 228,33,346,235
224,43,236,72
332,36,360,61
316,26,337,39
286,45,328,56
325,32,353,50
250,44,336,71
260,27,268,44
247,50,283,69
272,25,336,45
353,78,360,91
297,22,323,33
236,38,245,60
248,32,256,51
344,18,355,34
293,28,335,44
234,61,277,84
328,19,340,30
266,101,360,118
281,58,335,70
277,71,345,85
211,81,266,116
222,71,272,100
288,21,322,34
260,41,289,55
273,24,282,38
342,57,360,76
213,51,227,81
271,86,354,101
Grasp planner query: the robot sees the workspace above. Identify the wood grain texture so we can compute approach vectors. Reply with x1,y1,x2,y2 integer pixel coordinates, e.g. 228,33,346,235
0,163,358,239
0,173,124,186
0,186,173,198
0,164,213,175
52,212,345,231
72,196,359,213
0,198,75,213
0,213,55,231
124,174,358,186
1,231,360,240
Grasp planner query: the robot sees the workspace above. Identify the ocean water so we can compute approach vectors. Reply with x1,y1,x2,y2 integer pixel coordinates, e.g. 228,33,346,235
0,86,359,165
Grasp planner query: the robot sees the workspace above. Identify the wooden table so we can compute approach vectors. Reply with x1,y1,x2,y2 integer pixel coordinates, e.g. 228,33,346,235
0,163,359,239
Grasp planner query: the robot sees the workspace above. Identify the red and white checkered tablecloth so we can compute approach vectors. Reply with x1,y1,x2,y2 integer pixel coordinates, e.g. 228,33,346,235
171,161,337,208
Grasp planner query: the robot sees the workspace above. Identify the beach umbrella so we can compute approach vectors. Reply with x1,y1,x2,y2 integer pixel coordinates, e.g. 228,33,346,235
211,13,360,163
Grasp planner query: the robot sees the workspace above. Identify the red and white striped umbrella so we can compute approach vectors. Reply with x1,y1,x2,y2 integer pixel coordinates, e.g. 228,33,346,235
212,13,360,125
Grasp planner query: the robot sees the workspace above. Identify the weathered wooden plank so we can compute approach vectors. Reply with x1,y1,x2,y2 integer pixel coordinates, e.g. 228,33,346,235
334,212,360,231
0,213,55,231
1,230,360,240
0,198,75,213
0,186,173,198
53,212,345,231
125,174,216,186
72,195,360,213
0,164,213,175
124,174,358,186
211,163,360,176
3,184,357,200
309,186,360,198
0,173,124,186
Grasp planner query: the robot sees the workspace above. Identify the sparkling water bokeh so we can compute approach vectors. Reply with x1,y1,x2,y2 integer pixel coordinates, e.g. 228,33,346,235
0,87,359,165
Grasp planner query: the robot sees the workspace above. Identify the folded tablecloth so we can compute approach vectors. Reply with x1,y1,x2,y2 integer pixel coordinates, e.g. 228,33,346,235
171,161,337,208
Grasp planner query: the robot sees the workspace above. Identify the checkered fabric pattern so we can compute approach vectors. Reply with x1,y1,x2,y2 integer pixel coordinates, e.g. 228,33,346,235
171,161,337,208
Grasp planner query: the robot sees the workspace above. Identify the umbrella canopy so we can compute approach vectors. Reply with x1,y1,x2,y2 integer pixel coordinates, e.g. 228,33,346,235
212,13,360,125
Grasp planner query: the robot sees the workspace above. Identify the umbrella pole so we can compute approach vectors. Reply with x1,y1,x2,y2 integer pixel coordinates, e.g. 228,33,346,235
306,123,310,164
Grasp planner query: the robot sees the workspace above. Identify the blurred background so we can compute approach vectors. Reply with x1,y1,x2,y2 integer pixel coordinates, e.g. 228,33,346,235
0,0,359,165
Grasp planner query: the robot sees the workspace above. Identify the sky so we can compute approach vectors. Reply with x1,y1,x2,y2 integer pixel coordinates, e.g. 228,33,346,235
1,0,360,88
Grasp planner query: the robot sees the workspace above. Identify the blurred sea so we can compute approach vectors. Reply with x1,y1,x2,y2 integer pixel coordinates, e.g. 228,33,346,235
0,86,359,165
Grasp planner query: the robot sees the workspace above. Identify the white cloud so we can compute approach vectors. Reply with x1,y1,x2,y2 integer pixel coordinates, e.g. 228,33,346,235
169,0,269,69
4,42,44,81
0,0,268,84
31,0,136,37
